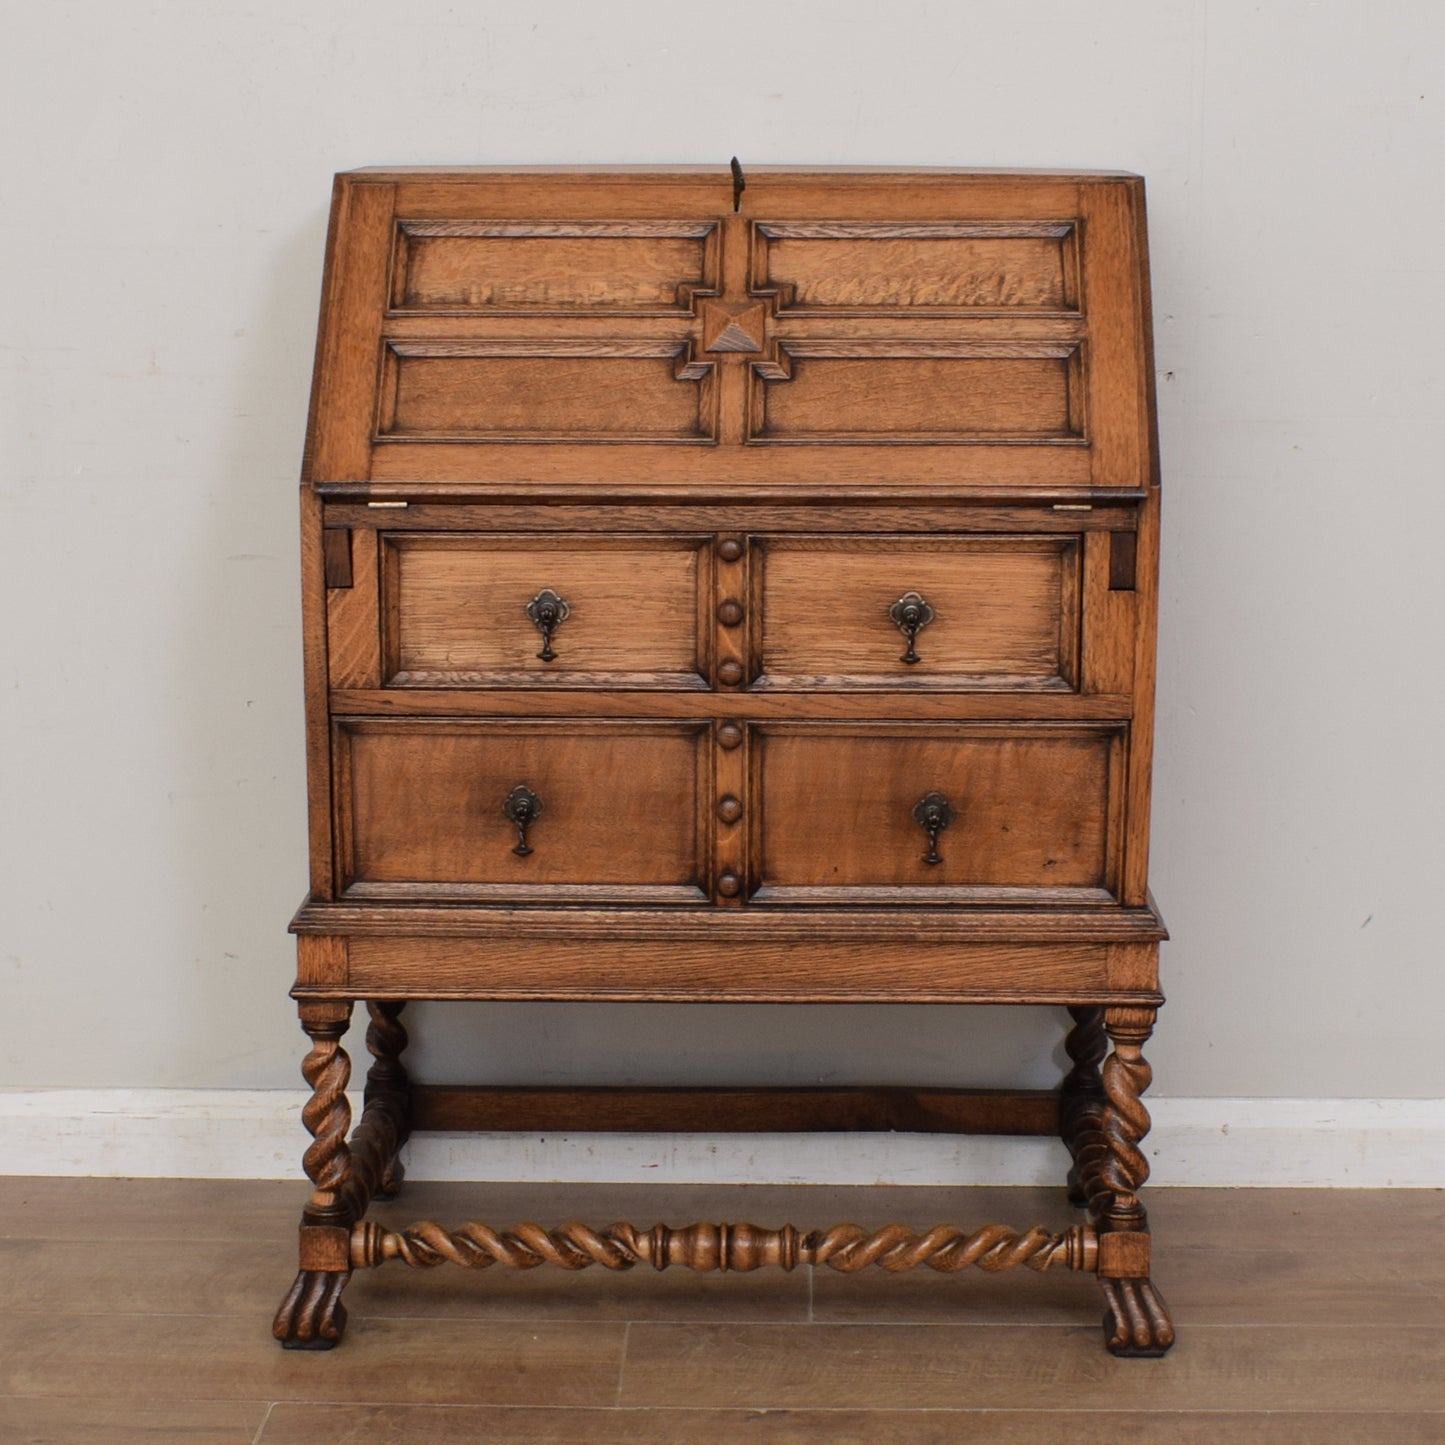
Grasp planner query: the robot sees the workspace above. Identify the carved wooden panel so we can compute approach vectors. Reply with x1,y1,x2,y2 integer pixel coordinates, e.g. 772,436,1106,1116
752,722,1123,903
378,342,715,443
382,532,709,687
754,222,1079,314
390,220,719,314
754,534,1080,690
750,343,1084,443
334,718,708,901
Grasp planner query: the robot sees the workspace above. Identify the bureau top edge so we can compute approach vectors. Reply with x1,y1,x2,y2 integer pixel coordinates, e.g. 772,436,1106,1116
341,165,1144,183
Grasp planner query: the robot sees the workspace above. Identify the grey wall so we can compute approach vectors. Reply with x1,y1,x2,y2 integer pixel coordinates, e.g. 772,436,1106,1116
4,1,1442,1097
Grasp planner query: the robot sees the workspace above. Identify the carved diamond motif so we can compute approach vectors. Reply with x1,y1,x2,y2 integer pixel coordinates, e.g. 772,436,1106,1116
701,299,767,354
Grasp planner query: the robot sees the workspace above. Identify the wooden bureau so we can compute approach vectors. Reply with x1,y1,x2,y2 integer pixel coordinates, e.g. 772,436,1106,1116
275,165,1172,1356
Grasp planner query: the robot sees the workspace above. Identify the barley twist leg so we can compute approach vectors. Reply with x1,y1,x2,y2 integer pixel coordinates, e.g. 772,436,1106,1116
1060,1006,1108,1208
364,1000,410,1198
1094,1006,1174,1357
274,1000,356,1350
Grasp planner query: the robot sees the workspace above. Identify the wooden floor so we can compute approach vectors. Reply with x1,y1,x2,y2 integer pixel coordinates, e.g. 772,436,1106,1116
2,1178,1443,1442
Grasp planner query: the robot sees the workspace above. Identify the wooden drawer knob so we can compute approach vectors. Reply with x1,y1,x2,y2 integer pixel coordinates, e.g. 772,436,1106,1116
716,871,742,898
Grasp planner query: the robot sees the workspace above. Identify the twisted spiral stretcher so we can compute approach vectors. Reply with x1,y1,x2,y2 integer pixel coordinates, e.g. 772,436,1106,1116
349,1218,1097,1274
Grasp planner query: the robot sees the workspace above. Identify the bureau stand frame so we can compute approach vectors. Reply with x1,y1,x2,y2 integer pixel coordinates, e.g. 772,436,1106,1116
272,997,1173,1357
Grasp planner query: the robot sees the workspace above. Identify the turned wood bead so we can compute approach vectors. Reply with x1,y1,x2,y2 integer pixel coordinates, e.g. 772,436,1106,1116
717,794,743,824
717,598,744,627
716,537,743,562
716,871,742,898
716,723,743,749
718,659,744,685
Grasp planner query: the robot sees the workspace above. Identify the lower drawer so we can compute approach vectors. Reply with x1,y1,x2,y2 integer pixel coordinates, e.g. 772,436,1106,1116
334,718,708,902
752,722,1126,904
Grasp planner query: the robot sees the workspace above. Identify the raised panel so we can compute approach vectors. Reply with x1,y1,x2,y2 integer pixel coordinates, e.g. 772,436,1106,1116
335,718,708,901
391,220,718,314
755,221,1079,313
755,535,1080,690
753,722,1123,904
382,532,708,687
378,341,715,443
751,343,1084,443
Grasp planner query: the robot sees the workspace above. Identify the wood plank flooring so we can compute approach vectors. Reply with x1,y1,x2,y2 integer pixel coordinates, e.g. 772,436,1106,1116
1,1178,1442,1442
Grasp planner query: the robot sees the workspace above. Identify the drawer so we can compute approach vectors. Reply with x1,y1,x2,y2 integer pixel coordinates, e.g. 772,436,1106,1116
751,535,1080,690
380,533,710,688
334,718,709,901
752,722,1124,904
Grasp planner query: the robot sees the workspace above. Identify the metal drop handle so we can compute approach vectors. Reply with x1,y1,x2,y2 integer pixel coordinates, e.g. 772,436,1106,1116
526,589,570,662
889,591,934,665
912,791,953,866
502,784,543,856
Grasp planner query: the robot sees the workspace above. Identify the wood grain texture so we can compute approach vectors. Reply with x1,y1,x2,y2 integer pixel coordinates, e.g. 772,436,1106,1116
756,220,1078,314
407,1085,1061,1137
254,1406,1445,1445
617,1322,1445,1412
753,722,1121,899
391,220,717,314
0,1396,268,1444
755,533,1080,689
334,718,706,900
0,1314,626,1408
383,532,707,687
341,936,1109,1002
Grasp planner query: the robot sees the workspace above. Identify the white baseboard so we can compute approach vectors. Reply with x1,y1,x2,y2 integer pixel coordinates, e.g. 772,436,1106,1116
1,1090,1441,1187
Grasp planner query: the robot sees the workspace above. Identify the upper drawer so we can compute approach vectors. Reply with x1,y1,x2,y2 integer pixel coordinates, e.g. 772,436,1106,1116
380,533,709,689
753,534,1080,690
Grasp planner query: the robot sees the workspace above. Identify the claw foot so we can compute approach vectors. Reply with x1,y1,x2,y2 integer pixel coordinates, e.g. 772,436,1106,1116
1100,1275,1175,1356
273,1268,351,1350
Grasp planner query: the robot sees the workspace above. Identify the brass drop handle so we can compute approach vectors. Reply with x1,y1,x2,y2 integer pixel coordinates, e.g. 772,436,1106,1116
526,589,570,662
889,591,935,665
912,790,953,866
502,784,543,856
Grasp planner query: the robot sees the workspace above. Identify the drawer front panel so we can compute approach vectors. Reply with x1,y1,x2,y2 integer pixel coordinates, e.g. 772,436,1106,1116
336,719,708,901
383,533,709,688
754,535,1080,690
754,722,1123,904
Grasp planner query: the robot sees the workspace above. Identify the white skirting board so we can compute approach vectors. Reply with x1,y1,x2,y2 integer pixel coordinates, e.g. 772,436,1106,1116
1,1091,1442,1187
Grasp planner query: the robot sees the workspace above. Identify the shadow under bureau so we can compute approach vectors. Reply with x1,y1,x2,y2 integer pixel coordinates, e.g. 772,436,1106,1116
275,165,1173,1356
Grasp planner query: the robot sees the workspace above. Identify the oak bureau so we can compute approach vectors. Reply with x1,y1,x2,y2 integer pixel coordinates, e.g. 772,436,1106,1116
274,164,1173,1355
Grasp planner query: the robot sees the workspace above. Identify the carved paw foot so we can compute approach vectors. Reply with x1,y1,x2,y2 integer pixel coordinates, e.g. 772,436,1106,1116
273,1269,351,1350
1100,1275,1175,1356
